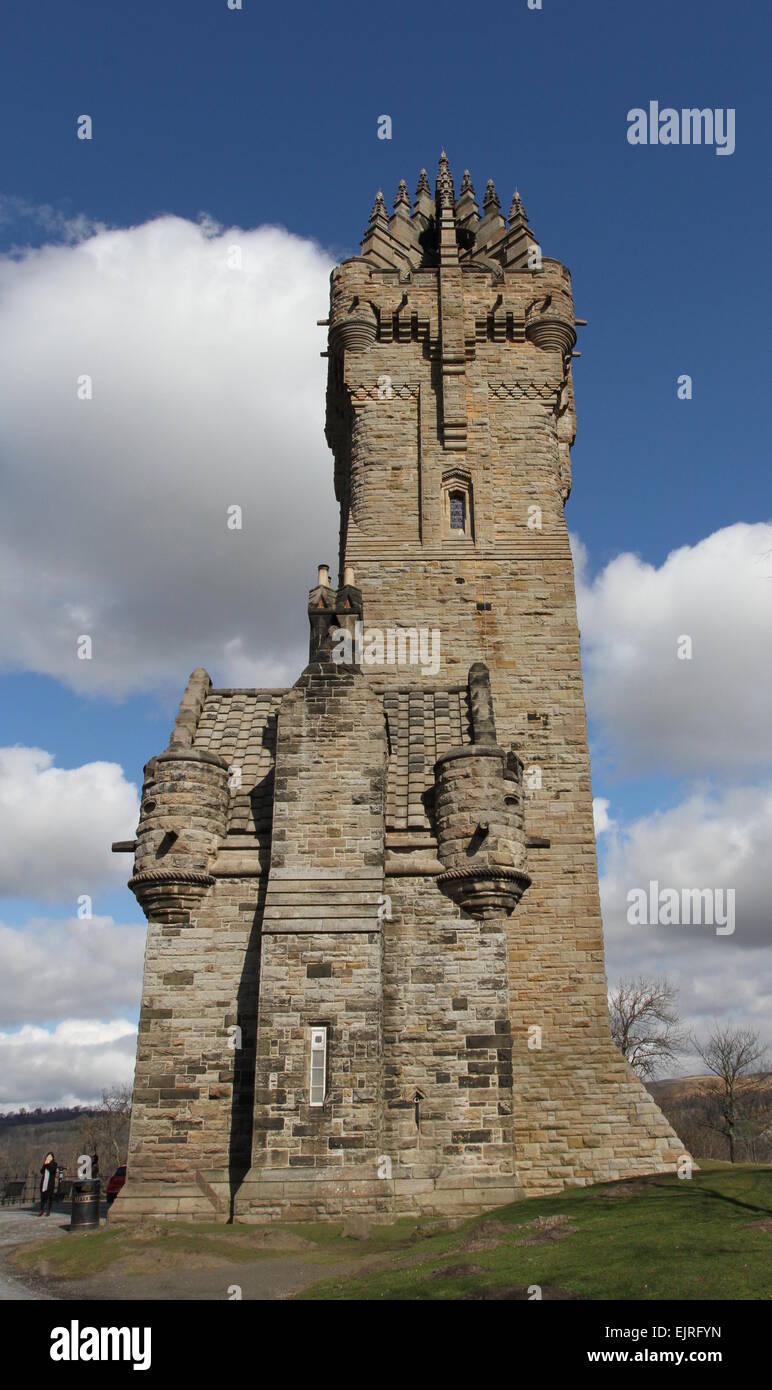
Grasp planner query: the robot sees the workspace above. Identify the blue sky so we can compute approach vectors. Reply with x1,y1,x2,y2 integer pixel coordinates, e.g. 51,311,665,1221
0,0,770,1102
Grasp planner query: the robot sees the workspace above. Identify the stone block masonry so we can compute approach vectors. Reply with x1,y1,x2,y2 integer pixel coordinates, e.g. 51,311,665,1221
112,154,684,1224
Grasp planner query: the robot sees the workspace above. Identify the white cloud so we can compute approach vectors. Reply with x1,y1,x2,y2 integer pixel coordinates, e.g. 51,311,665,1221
0,915,145,1025
0,195,105,247
575,522,772,775
0,747,139,899
0,215,337,698
600,784,772,1071
601,783,772,953
0,1019,137,1111
593,796,615,835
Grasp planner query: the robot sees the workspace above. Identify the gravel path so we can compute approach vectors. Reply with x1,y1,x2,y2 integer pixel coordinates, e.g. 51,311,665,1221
0,1202,360,1300
0,1203,63,1300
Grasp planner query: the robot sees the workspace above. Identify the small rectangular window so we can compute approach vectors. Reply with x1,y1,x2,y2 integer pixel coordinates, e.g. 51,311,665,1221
449,493,466,531
309,1026,327,1106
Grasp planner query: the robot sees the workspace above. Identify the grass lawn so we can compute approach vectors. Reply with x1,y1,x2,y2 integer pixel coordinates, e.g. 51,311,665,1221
298,1162,772,1300
10,1163,771,1300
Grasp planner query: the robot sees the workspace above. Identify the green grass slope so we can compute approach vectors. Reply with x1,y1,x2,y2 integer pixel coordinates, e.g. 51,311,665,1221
10,1164,771,1301
298,1164,772,1301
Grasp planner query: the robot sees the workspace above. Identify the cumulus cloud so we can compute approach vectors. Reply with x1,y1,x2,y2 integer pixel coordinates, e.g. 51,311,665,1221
575,523,772,775
600,784,772,1070
0,1019,137,1112
0,747,139,899
0,194,105,247
0,915,145,1026
601,783,772,953
593,797,615,835
0,215,337,698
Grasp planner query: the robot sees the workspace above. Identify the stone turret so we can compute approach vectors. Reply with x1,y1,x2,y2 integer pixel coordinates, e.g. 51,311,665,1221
434,663,531,917
129,668,229,918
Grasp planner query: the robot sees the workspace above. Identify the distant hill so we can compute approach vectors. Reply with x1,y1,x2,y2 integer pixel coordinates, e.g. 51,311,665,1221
647,1072,772,1102
0,1105,129,1184
0,1106,98,1130
646,1072,772,1163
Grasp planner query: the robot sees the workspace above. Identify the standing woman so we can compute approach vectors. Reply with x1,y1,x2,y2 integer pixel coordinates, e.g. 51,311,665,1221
39,1151,57,1216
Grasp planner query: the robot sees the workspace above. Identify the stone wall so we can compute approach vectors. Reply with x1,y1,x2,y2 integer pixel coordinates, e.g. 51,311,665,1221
235,656,390,1219
117,162,685,1223
320,185,685,1207
112,873,262,1221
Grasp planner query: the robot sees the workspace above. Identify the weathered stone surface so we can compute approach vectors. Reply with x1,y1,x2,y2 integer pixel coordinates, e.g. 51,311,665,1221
113,155,684,1226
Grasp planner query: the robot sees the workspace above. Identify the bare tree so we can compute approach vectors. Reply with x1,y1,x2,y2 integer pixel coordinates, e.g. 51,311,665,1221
79,1085,132,1171
691,1024,769,1163
609,977,687,1079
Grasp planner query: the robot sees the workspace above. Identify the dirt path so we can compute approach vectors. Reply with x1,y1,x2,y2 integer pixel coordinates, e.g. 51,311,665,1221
0,1204,61,1300
49,1256,362,1301
0,1203,368,1301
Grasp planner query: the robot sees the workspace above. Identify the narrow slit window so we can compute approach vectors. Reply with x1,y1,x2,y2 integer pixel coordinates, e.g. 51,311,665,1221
442,471,474,541
309,1026,327,1106
449,492,466,532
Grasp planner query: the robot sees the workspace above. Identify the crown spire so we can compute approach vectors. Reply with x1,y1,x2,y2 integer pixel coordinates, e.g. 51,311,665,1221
435,150,455,209
357,157,540,272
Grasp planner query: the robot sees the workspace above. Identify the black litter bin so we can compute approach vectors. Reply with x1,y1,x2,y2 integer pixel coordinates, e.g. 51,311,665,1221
70,1178,101,1230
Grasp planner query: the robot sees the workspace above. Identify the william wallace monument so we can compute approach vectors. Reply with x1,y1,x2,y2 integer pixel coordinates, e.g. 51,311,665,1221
113,156,683,1222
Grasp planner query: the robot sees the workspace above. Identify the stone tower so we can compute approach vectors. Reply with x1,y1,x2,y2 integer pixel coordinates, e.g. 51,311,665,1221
113,157,683,1223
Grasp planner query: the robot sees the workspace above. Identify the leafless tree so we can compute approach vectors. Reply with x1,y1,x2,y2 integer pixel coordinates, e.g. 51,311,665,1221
79,1085,132,1171
609,976,687,1079
691,1024,769,1163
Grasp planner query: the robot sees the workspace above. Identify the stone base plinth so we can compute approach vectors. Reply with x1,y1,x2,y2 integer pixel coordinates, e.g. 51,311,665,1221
232,1164,524,1223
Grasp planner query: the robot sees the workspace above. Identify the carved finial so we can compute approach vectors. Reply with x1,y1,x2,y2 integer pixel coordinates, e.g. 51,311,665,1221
394,179,411,216
412,168,434,229
508,188,529,225
435,151,455,209
368,190,389,227
363,190,390,244
456,168,479,227
483,179,501,215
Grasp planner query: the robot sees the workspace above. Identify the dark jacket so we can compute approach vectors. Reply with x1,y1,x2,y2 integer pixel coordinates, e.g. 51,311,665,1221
40,1159,57,1195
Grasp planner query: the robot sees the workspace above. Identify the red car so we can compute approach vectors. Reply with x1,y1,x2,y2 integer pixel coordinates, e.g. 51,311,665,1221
106,1165,127,1206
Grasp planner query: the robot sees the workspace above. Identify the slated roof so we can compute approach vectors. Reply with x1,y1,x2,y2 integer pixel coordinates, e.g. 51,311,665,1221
381,685,472,831
192,683,472,839
193,689,284,836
